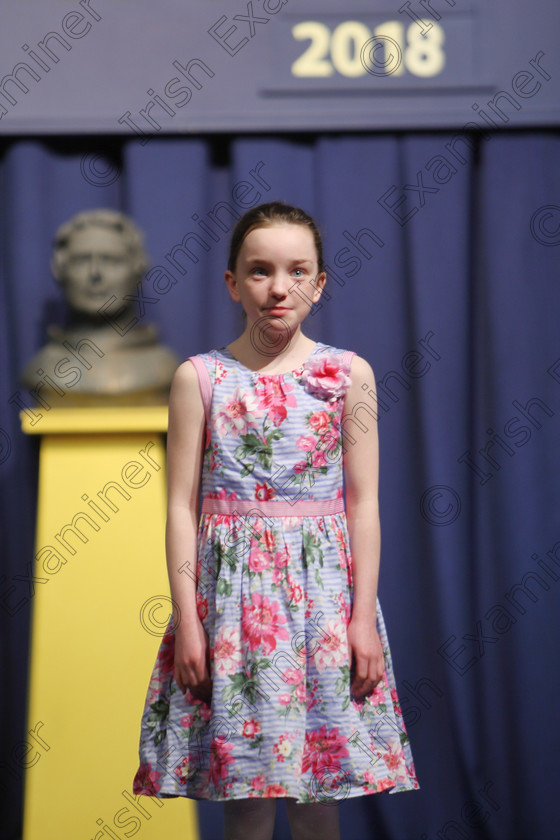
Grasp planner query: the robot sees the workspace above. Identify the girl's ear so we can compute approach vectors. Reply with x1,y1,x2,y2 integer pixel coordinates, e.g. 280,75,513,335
312,271,327,302
224,269,241,302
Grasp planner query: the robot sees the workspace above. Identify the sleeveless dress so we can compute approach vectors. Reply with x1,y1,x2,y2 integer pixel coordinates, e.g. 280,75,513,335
132,342,419,804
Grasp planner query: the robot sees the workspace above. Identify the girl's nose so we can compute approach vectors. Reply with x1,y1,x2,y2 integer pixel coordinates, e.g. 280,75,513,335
270,272,290,296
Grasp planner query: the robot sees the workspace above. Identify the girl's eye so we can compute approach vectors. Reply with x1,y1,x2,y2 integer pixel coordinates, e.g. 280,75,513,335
292,268,305,278
252,267,266,276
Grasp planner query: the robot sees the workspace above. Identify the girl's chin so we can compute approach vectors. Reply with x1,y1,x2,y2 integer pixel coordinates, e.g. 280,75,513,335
247,314,298,344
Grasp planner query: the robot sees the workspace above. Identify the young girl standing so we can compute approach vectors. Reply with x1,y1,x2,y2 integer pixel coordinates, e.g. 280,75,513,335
132,202,419,839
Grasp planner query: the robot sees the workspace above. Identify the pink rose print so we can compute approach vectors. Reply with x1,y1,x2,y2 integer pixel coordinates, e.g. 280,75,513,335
261,529,276,552
308,410,331,435
311,449,327,468
213,627,243,677
301,354,352,403
286,573,303,603
302,725,350,775
242,592,290,654
383,741,406,772
216,387,264,437
282,667,304,685
156,631,175,676
272,568,284,586
377,777,396,792
184,688,212,716
273,549,290,569
363,770,377,785
333,591,349,621
295,682,307,703
369,683,387,706
245,517,267,541
312,618,347,672
209,736,234,789
248,548,271,573
196,591,209,621
255,377,297,426
132,761,163,795
265,783,288,796
297,435,316,451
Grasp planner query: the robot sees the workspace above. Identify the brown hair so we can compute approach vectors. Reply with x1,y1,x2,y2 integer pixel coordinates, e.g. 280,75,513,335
227,201,325,274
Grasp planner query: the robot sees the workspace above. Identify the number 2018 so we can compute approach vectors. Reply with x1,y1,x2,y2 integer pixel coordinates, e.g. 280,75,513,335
291,20,445,78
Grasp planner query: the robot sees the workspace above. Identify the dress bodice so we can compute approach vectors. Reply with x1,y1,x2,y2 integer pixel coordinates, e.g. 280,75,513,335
193,343,355,506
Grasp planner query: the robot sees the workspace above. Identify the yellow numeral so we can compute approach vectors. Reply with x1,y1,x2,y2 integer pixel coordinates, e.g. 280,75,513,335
291,21,333,77
405,20,445,77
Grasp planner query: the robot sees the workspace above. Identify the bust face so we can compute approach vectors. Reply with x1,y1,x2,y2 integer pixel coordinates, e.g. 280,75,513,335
58,225,139,317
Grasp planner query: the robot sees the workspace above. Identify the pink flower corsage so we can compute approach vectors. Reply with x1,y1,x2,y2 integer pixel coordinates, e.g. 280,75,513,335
301,353,352,403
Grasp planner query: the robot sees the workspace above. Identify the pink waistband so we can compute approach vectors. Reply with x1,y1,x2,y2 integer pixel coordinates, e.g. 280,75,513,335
200,497,345,517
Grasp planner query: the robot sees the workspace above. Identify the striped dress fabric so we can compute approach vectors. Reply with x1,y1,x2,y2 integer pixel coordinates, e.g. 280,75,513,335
132,342,419,803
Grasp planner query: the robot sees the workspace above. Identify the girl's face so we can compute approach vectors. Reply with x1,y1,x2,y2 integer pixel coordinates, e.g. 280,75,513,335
225,223,326,337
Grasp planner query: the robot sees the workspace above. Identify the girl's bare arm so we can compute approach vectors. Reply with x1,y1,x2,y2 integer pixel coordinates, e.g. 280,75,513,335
342,354,384,697
165,360,212,701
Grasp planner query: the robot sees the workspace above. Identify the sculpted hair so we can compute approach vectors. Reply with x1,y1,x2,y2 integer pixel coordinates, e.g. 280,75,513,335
51,209,149,280
227,201,325,274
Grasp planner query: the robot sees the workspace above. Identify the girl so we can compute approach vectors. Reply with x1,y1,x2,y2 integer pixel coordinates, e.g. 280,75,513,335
132,202,419,840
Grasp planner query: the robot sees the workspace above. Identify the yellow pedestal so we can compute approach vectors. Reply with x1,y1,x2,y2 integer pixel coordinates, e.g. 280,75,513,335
21,407,199,840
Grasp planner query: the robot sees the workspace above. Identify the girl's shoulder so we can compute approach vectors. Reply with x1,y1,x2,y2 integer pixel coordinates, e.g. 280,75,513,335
313,342,362,371
311,345,376,399
184,348,229,388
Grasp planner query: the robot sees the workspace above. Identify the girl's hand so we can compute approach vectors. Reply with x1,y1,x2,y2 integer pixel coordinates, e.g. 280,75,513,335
174,619,213,704
347,615,385,698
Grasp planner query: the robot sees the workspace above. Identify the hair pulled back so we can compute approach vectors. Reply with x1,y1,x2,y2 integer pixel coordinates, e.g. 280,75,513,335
227,201,325,274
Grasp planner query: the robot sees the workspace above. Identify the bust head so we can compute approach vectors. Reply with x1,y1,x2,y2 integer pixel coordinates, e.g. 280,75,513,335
51,209,149,318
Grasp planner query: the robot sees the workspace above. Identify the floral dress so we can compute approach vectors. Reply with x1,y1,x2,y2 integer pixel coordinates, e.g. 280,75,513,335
132,342,419,804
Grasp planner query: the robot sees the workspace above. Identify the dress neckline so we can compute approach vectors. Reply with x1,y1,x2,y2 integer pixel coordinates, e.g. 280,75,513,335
218,342,323,376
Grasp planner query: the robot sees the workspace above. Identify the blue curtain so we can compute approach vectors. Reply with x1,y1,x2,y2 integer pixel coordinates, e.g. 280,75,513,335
1,131,559,840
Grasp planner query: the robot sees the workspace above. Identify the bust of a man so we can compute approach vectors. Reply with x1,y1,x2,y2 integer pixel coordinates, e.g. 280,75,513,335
20,209,179,406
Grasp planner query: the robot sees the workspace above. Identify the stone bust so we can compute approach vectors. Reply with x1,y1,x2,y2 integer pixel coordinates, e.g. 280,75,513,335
20,209,179,406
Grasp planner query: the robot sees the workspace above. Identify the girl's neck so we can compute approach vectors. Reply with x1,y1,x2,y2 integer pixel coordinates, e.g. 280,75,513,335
226,328,317,374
